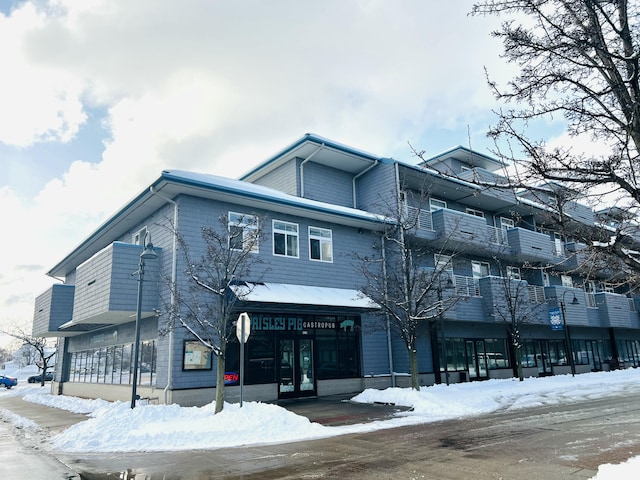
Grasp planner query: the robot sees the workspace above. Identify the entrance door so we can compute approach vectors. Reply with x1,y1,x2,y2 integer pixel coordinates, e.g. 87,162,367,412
278,338,316,398
466,340,488,380
534,340,553,376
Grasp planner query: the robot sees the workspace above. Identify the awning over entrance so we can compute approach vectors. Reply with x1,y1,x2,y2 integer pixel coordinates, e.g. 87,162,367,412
232,282,379,310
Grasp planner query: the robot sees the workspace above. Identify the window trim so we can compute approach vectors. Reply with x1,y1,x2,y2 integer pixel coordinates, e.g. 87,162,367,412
133,226,148,246
466,207,485,218
430,198,447,211
228,212,259,253
273,220,299,258
472,260,490,278
309,226,333,263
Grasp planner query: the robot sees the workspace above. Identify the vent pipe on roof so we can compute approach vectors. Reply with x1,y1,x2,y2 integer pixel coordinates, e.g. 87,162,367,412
300,144,324,198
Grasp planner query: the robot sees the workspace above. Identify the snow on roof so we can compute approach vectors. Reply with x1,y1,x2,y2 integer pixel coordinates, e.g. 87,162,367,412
161,169,393,225
233,282,379,309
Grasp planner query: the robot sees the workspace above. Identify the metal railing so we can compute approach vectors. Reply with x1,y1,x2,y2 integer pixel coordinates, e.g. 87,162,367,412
527,285,546,304
404,205,433,231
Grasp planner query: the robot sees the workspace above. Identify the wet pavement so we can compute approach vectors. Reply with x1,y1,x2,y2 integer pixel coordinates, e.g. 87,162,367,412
0,393,406,479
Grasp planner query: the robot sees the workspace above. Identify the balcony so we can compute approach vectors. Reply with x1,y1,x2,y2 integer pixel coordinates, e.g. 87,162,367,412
592,292,635,328
60,242,161,332
544,286,589,327
506,228,564,264
429,208,507,255
33,284,75,337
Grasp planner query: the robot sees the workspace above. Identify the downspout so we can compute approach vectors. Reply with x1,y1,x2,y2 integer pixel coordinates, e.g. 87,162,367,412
300,144,324,198
149,186,178,405
352,160,379,208
381,235,395,387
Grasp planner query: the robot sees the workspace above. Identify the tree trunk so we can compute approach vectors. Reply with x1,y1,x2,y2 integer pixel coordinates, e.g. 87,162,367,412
214,351,226,414
409,348,420,391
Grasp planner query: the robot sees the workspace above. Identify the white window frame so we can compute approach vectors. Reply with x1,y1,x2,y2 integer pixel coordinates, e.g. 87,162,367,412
602,282,615,293
273,220,299,258
472,261,490,278
542,271,550,287
228,212,259,253
506,266,521,280
430,198,447,211
466,207,485,218
500,217,515,230
309,226,333,262
133,226,148,246
561,275,573,288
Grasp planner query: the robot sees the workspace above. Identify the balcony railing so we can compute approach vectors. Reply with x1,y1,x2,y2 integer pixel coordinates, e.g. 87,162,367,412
453,275,480,297
527,285,546,304
405,205,433,231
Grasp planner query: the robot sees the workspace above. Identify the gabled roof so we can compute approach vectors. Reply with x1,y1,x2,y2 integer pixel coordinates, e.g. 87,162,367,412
239,133,392,182
47,169,393,278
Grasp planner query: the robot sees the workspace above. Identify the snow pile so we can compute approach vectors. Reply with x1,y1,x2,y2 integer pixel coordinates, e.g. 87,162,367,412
1,369,639,477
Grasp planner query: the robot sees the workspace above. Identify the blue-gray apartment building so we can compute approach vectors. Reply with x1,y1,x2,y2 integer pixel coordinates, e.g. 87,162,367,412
32,134,640,406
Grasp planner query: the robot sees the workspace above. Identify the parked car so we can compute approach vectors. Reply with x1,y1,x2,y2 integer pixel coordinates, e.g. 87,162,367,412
0,375,17,389
27,372,54,383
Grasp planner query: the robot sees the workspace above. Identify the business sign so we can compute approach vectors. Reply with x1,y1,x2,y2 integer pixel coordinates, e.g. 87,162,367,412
548,307,563,331
224,372,239,385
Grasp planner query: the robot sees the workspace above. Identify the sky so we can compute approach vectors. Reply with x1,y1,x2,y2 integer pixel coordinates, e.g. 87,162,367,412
1,367,639,478
0,0,578,344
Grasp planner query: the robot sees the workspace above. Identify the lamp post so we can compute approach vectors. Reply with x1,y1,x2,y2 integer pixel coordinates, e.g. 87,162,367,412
131,235,158,409
560,290,579,377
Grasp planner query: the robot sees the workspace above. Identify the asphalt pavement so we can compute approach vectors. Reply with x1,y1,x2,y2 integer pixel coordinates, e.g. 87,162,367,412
0,392,406,479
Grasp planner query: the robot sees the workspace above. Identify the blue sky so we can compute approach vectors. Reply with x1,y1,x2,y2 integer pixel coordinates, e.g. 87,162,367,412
0,0,574,345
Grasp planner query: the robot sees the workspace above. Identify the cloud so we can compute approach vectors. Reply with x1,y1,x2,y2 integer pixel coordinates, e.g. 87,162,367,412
0,0,512,343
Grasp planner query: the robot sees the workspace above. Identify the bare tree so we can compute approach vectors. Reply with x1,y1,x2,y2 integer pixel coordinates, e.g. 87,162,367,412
471,0,640,275
3,328,55,387
489,259,547,381
355,186,462,390
165,213,264,414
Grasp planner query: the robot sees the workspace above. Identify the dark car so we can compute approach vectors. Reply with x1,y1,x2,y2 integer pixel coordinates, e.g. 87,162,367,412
0,375,18,389
27,372,54,383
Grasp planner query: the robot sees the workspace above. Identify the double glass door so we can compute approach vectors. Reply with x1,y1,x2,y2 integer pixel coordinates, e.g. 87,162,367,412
278,338,316,398
466,340,488,380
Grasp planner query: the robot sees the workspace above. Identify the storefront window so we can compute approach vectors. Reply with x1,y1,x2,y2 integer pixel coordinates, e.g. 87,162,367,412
68,341,156,386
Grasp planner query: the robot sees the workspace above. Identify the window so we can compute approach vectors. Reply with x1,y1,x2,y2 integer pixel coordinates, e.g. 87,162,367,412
229,212,259,252
472,261,490,278
133,227,148,246
500,217,515,230
309,227,333,262
506,266,521,280
561,275,573,288
273,220,299,257
430,198,447,210
434,254,454,281
466,208,485,218
602,282,615,293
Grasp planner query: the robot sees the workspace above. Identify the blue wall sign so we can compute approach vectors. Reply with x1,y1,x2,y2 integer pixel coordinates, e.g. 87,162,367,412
548,307,563,330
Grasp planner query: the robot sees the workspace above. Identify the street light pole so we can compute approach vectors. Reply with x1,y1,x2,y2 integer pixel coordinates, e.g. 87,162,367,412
560,291,579,377
131,235,158,409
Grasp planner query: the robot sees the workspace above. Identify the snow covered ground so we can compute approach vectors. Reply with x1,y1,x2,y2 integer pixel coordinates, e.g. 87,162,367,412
1,367,639,479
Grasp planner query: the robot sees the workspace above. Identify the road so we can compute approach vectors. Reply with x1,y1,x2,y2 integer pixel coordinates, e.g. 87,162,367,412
65,391,640,479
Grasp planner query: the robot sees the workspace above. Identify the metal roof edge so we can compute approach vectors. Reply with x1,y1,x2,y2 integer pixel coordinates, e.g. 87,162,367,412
238,133,389,181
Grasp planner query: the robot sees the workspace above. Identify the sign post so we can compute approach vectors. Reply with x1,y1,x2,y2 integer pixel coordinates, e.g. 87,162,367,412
236,312,251,407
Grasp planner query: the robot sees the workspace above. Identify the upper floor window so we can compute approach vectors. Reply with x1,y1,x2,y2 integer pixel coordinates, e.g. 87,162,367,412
561,275,573,288
309,227,333,262
500,217,515,230
506,266,521,280
472,261,490,278
228,212,259,253
133,227,148,246
273,220,299,258
430,198,447,211
466,208,485,218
